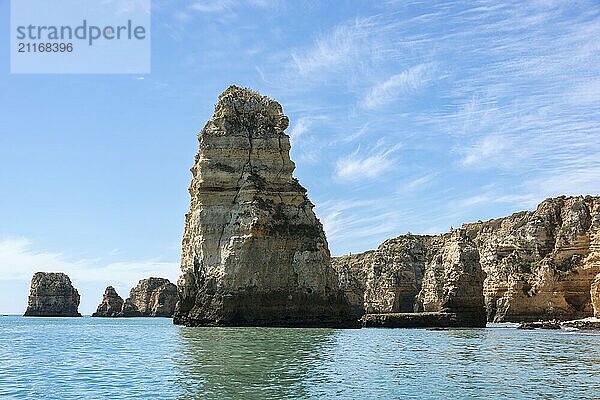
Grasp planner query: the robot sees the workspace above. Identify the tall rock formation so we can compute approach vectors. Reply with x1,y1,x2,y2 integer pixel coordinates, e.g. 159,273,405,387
174,86,354,327
91,286,124,317
24,272,81,317
333,195,600,323
91,278,177,317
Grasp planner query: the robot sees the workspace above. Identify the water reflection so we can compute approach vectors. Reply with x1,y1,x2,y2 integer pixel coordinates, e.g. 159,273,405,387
174,327,335,399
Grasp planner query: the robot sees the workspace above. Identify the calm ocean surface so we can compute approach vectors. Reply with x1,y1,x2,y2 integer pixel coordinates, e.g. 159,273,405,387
1,316,598,399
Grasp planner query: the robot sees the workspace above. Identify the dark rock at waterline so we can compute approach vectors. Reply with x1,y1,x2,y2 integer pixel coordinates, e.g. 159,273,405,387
91,286,124,317
361,312,486,328
24,272,81,317
517,321,561,330
92,278,177,318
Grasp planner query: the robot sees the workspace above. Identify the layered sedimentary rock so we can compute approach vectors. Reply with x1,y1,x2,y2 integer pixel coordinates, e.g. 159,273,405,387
174,86,354,327
91,286,124,317
126,277,177,317
333,195,600,323
91,278,177,317
335,231,486,327
592,275,600,318
415,230,486,323
464,195,599,322
24,272,81,317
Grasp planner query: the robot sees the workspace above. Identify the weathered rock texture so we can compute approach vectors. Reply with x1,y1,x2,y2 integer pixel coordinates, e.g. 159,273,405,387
126,277,177,317
174,86,354,327
91,286,124,317
333,195,600,323
91,278,177,317
335,231,487,327
465,195,600,322
592,275,600,318
24,272,81,317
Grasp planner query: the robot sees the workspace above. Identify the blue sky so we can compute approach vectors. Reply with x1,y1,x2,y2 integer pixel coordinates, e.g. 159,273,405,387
1,0,599,314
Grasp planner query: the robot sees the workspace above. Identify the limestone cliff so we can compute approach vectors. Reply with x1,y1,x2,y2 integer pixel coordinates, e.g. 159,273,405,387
334,231,486,326
91,278,177,317
174,86,354,327
464,195,600,322
415,230,486,323
592,275,600,318
333,195,600,323
91,286,124,317
24,272,81,317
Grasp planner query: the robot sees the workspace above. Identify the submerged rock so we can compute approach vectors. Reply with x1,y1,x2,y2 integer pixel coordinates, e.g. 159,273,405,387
517,321,561,330
91,278,177,317
174,86,355,327
362,312,483,328
24,272,81,317
91,286,124,317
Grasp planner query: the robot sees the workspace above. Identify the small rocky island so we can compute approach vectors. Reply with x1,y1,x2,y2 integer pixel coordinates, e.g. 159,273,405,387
92,278,177,317
24,272,81,317
173,86,355,327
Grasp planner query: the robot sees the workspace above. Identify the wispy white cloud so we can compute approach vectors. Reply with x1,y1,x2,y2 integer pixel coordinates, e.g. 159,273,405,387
0,238,179,314
0,238,179,283
362,63,435,109
334,143,401,182
288,117,312,145
458,134,515,168
399,173,437,193
291,20,366,77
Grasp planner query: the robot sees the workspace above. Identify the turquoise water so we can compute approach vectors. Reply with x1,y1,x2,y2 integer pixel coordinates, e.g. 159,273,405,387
1,316,598,399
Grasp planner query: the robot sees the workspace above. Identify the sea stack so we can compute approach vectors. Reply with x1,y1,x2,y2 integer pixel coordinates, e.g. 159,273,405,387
174,86,355,327
91,286,124,317
91,278,177,317
24,272,81,317
125,277,177,317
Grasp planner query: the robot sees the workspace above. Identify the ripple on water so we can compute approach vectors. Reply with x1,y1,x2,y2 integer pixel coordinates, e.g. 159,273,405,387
1,317,598,399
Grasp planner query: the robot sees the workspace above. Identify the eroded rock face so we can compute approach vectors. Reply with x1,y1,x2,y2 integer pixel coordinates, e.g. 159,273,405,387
333,231,486,326
91,278,177,317
335,235,426,316
127,277,177,317
24,272,81,317
589,275,600,318
465,195,600,322
415,231,486,323
333,195,600,323
91,286,124,317
174,86,354,327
